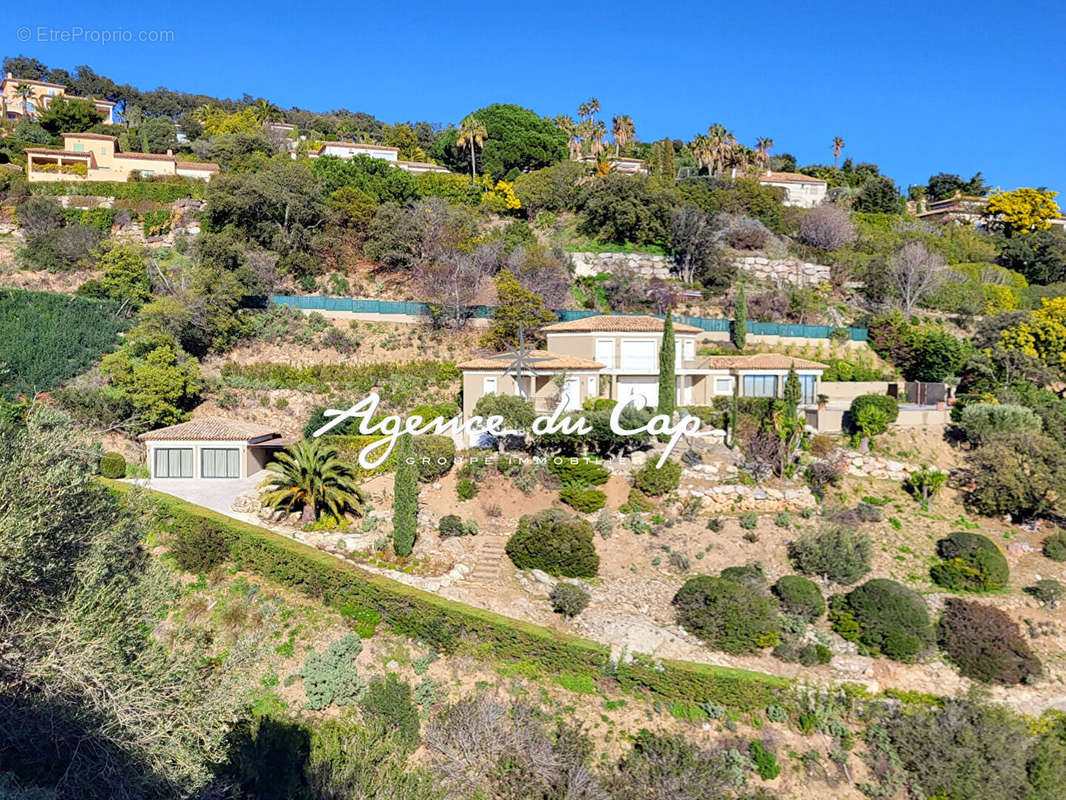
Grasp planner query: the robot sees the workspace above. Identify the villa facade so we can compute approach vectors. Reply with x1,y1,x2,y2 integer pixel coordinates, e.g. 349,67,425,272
25,132,219,183
1,73,115,124
139,418,292,480
309,141,450,174
756,171,828,207
458,315,827,419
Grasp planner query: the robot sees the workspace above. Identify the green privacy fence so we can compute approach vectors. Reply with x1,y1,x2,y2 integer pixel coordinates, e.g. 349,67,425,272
271,295,869,342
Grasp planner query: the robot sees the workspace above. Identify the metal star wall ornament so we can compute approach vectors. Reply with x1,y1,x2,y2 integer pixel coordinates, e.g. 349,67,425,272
481,325,554,399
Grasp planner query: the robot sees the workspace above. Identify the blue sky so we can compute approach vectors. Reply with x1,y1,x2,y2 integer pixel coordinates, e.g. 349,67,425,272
5,0,1065,194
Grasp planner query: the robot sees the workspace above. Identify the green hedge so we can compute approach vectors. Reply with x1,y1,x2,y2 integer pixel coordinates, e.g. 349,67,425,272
30,180,206,201
105,480,785,709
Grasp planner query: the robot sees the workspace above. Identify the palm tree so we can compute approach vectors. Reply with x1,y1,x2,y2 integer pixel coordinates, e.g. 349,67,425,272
259,438,366,524
706,124,730,176
250,98,282,123
14,82,35,119
689,134,712,172
612,114,635,156
832,137,845,168
589,119,607,157
456,115,487,182
555,115,581,160
755,137,774,170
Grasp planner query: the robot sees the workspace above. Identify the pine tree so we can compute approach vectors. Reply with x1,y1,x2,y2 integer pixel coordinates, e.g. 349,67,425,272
481,270,555,351
733,285,747,350
658,310,676,416
392,433,419,557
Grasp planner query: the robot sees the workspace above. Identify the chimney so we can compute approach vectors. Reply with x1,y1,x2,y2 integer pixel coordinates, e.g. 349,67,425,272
166,149,173,157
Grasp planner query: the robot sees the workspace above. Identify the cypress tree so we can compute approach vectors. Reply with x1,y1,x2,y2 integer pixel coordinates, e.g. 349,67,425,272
733,285,747,350
658,310,676,416
783,363,802,411
661,138,676,184
729,378,739,449
392,433,418,557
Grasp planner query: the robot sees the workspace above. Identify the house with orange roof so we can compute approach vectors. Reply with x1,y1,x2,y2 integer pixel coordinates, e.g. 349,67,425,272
1,72,115,124
25,132,219,183
756,170,828,207
457,315,827,419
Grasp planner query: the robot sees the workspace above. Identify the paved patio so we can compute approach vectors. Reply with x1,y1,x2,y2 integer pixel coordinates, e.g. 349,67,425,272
125,470,269,519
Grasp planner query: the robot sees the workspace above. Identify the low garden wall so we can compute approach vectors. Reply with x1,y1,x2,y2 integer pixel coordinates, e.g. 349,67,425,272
818,381,898,403
105,480,788,709
569,251,672,279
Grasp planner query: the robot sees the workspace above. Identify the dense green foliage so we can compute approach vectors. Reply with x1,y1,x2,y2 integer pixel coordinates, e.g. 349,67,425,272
0,289,128,401
632,459,682,495
937,599,1041,685
829,579,933,661
434,103,567,179
506,509,600,578
559,486,607,513
966,430,1066,519
550,582,591,618
771,575,825,621
302,634,365,710
787,524,872,585
1043,531,1066,561
98,450,126,479
658,311,676,415
672,575,779,655
359,674,419,749
930,531,1009,592
958,403,1042,444
392,434,419,556
169,516,228,573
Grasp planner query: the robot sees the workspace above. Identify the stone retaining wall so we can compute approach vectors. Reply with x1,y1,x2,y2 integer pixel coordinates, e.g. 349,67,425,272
730,255,830,287
569,251,832,288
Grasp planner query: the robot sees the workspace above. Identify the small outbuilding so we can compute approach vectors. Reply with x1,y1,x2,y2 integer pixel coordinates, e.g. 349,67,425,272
138,417,292,480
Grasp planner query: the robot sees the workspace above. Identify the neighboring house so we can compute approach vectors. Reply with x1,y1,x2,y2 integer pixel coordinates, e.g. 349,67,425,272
139,417,292,480
458,315,827,419
309,140,451,174
574,155,650,175
1,72,115,123
916,194,1066,232
756,170,828,207
25,132,219,183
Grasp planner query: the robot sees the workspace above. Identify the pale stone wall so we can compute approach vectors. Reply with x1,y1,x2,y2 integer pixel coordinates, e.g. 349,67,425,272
730,255,830,287
569,251,832,288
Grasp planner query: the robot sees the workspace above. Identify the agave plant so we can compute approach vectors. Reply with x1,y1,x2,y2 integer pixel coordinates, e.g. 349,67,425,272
259,438,366,524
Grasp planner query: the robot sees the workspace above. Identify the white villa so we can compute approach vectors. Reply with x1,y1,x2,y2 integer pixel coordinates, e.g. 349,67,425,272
756,171,828,208
309,141,450,175
139,418,292,480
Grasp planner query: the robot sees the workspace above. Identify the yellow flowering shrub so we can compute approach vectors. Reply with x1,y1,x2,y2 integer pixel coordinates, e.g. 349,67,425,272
985,188,1061,235
481,179,521,213
1001,297,1066,368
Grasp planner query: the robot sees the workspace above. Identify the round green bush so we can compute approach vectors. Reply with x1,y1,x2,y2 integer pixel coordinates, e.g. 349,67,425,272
550,582,590,617
632,459,681,496
547,457,609,488
672,575,779,655
456,477,478,501
438,514,476,537
772,575,826,621
169,517,227,573
797,643,833,666
849,394,899,425
99,450,126,479
506,508,599,578
559,486,607,513
739,511,759,530
930,532,1009,592
412,435,455,482
788,524,872,585
719,563,767,590
829,579,934,662
1043,532,1066,562
958,403,1042,445
937,598,1041,685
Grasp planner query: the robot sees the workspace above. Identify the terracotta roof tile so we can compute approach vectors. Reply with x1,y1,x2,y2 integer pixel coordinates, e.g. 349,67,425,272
542,315,702,334
176,161,220,171
138,417,280,441
316,141,399,153
757,171,828,185
62,132,118,142
458,354,604,370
